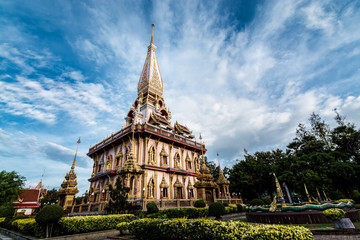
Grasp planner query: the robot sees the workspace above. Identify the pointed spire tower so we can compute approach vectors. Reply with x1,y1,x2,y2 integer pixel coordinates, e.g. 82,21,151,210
59,138,80,209
138,23,163,98
126,23,172,129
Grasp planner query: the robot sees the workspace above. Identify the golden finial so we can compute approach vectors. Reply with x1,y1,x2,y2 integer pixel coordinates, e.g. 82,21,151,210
151,23,155,45
72,137,81,170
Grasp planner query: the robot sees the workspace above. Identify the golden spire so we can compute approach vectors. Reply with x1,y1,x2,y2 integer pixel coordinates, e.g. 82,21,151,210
150,23,155,45
35,169,45,190
72,137,81,170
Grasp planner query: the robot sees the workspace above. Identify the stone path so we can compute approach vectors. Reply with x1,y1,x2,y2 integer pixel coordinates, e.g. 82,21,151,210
0,232,13,240
314,235,360,239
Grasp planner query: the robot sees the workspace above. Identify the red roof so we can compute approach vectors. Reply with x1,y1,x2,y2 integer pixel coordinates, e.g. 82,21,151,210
19,189,40,202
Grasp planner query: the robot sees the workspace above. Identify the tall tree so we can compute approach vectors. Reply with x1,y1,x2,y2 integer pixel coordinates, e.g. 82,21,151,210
0,170,26,205
105,177,130,214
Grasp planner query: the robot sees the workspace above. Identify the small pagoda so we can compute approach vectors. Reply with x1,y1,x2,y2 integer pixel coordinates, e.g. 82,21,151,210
194,135,217,204
59,138,80,209
216,153,230,199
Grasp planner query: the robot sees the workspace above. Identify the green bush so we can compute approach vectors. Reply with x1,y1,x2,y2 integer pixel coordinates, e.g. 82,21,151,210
0,204,15,218
250,198,265,206
59,214,135,234
228,204,237,213
338,199,354,203
11,218,36,236
236,204,246,212
323,208,345,220
147,207,208,219
35,204,64,238
35,205,64,225
222,202,229,207
146,202,159,214
209,202,225,219
194,199,206,208
120,218,313,240
262,197,272,205
352,190,360,204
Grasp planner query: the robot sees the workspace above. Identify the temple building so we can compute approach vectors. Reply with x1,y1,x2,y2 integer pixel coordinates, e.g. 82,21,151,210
13,175,47,215
61,24,239,214
86,24,207,210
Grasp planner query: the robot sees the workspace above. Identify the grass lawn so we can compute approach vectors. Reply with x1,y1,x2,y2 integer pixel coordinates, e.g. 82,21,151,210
228,216,360,230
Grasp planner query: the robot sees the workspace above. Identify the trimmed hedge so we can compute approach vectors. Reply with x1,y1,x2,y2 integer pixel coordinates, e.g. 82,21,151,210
236,204,246,212
338,199,354,203
59,214,135,234
209,202,225,219
250,198,265,206
194,199,206,208
146,202,159,214
323,208,345,220
118,218,313,240
11,218,36,236
147,207,208,219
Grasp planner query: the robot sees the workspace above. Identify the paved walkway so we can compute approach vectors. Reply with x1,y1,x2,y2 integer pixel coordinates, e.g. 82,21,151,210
314,235,360,239
0,232,13,240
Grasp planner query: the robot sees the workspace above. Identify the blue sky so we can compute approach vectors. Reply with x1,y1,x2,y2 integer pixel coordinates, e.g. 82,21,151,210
1,0,360,195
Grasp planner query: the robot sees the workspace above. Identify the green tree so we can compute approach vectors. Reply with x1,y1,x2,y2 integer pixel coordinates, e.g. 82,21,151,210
0,170,26,205
40,188,59,207
105,177,130,214
74,190,89,204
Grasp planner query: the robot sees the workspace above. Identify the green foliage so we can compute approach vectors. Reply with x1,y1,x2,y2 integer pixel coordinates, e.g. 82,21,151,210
194,199,206,208
146,202,159,214
236,204,246,212
121,218,313,240
323,208,346,220
250,198,265,206
11,218,36,236
338,199,354,203
229,112,360,201
59,214,135,234
0,171,26,205
35,205,64,225
147,207,208,219
209,202,225,219
0,203,15,218
352,190,360,204
105,177,130,214
40,188,59,207
261,197,272,205
74,190,89,204
35,204,64,238
222,202,229,207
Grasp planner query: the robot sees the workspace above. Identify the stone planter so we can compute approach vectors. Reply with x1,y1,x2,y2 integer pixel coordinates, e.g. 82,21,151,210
333,218,355,229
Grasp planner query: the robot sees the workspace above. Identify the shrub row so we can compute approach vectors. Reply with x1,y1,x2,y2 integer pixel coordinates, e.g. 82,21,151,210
338,199,354,203
59,214,135,234
323,208,345,220
11,218,36,236
118,218,313,240
147,207,208,219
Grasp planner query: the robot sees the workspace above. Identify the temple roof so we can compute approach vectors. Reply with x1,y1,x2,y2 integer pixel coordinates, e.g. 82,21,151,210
137,23,163,96
174,122,194,138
